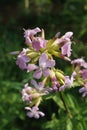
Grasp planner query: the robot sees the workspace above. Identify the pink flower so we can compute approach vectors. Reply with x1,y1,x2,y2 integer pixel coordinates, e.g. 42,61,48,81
24,27,41,44
27,64,38,72
16,48,30,70
71,58,87,68
59,75,74,91
31,79,45,91
25,106,45,119
51,77,60,91
63,32,73,39
61,32,73,57
61,42,71,57
34,53,55,79
80,69,87,79
32,37,47,51
57,32,73,57
79,83,87,97
22,83,33,102
31,79,51,94
27,53,55,79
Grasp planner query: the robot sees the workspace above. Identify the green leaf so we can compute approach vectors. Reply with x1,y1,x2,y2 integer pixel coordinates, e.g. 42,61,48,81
52,94,65,110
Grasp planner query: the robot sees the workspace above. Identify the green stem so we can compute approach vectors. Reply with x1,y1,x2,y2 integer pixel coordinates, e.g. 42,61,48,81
59,92,72,118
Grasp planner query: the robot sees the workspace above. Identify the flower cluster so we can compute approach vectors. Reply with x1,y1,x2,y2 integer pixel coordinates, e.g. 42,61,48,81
13,27,87,119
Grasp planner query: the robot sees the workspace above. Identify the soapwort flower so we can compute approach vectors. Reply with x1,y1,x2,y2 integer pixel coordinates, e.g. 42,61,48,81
13,27,87,118
59,75,74,91
25,106,45,119
79,83,87,97
71,58,87,68
24,27,41,44
16,48,30,70
27,53,55,79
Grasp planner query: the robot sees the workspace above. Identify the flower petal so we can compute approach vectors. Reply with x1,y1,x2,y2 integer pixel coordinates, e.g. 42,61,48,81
34,113,40,119
24,27,41,44
31,79,38,88
27,112,34,118
34,69,42,79
25,106,31,111
27,64,38,72
43,68,50,77
61,43,71,57
38,111,45,117
39,53,48,67
64,32,73,39
32,37,47,51
46,60,55,68
81,69,87,79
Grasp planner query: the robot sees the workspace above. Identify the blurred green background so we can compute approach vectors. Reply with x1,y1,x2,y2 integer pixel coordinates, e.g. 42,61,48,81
0,0,87,130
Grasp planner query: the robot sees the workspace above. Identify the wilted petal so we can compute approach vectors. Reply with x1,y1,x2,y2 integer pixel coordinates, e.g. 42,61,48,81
34,69,42,79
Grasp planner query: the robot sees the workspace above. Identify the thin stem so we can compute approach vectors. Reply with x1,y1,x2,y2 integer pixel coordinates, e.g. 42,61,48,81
59,92,72,118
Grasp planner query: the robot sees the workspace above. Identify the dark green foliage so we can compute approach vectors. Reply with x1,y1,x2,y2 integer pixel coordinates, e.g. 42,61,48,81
42,89,87,130
0,0,87,130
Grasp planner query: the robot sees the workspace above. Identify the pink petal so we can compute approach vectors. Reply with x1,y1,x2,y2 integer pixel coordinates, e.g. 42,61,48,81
82,92,87,97
64,32,73,39
46,60,55,68
31,79,38,88
81,69,87,79
27,64,38,72
38,112,45,117
32,27,41,34
71,58,84,64
24,27,41,44
16,57,27,69
39,53,48,67
61,43,71,57
43,68,50,77
82,62,87,68
25,107,31,111
32,40,41,51
34,114,40,119
27,112,33,118
32,37,47,51
34,69,42,79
